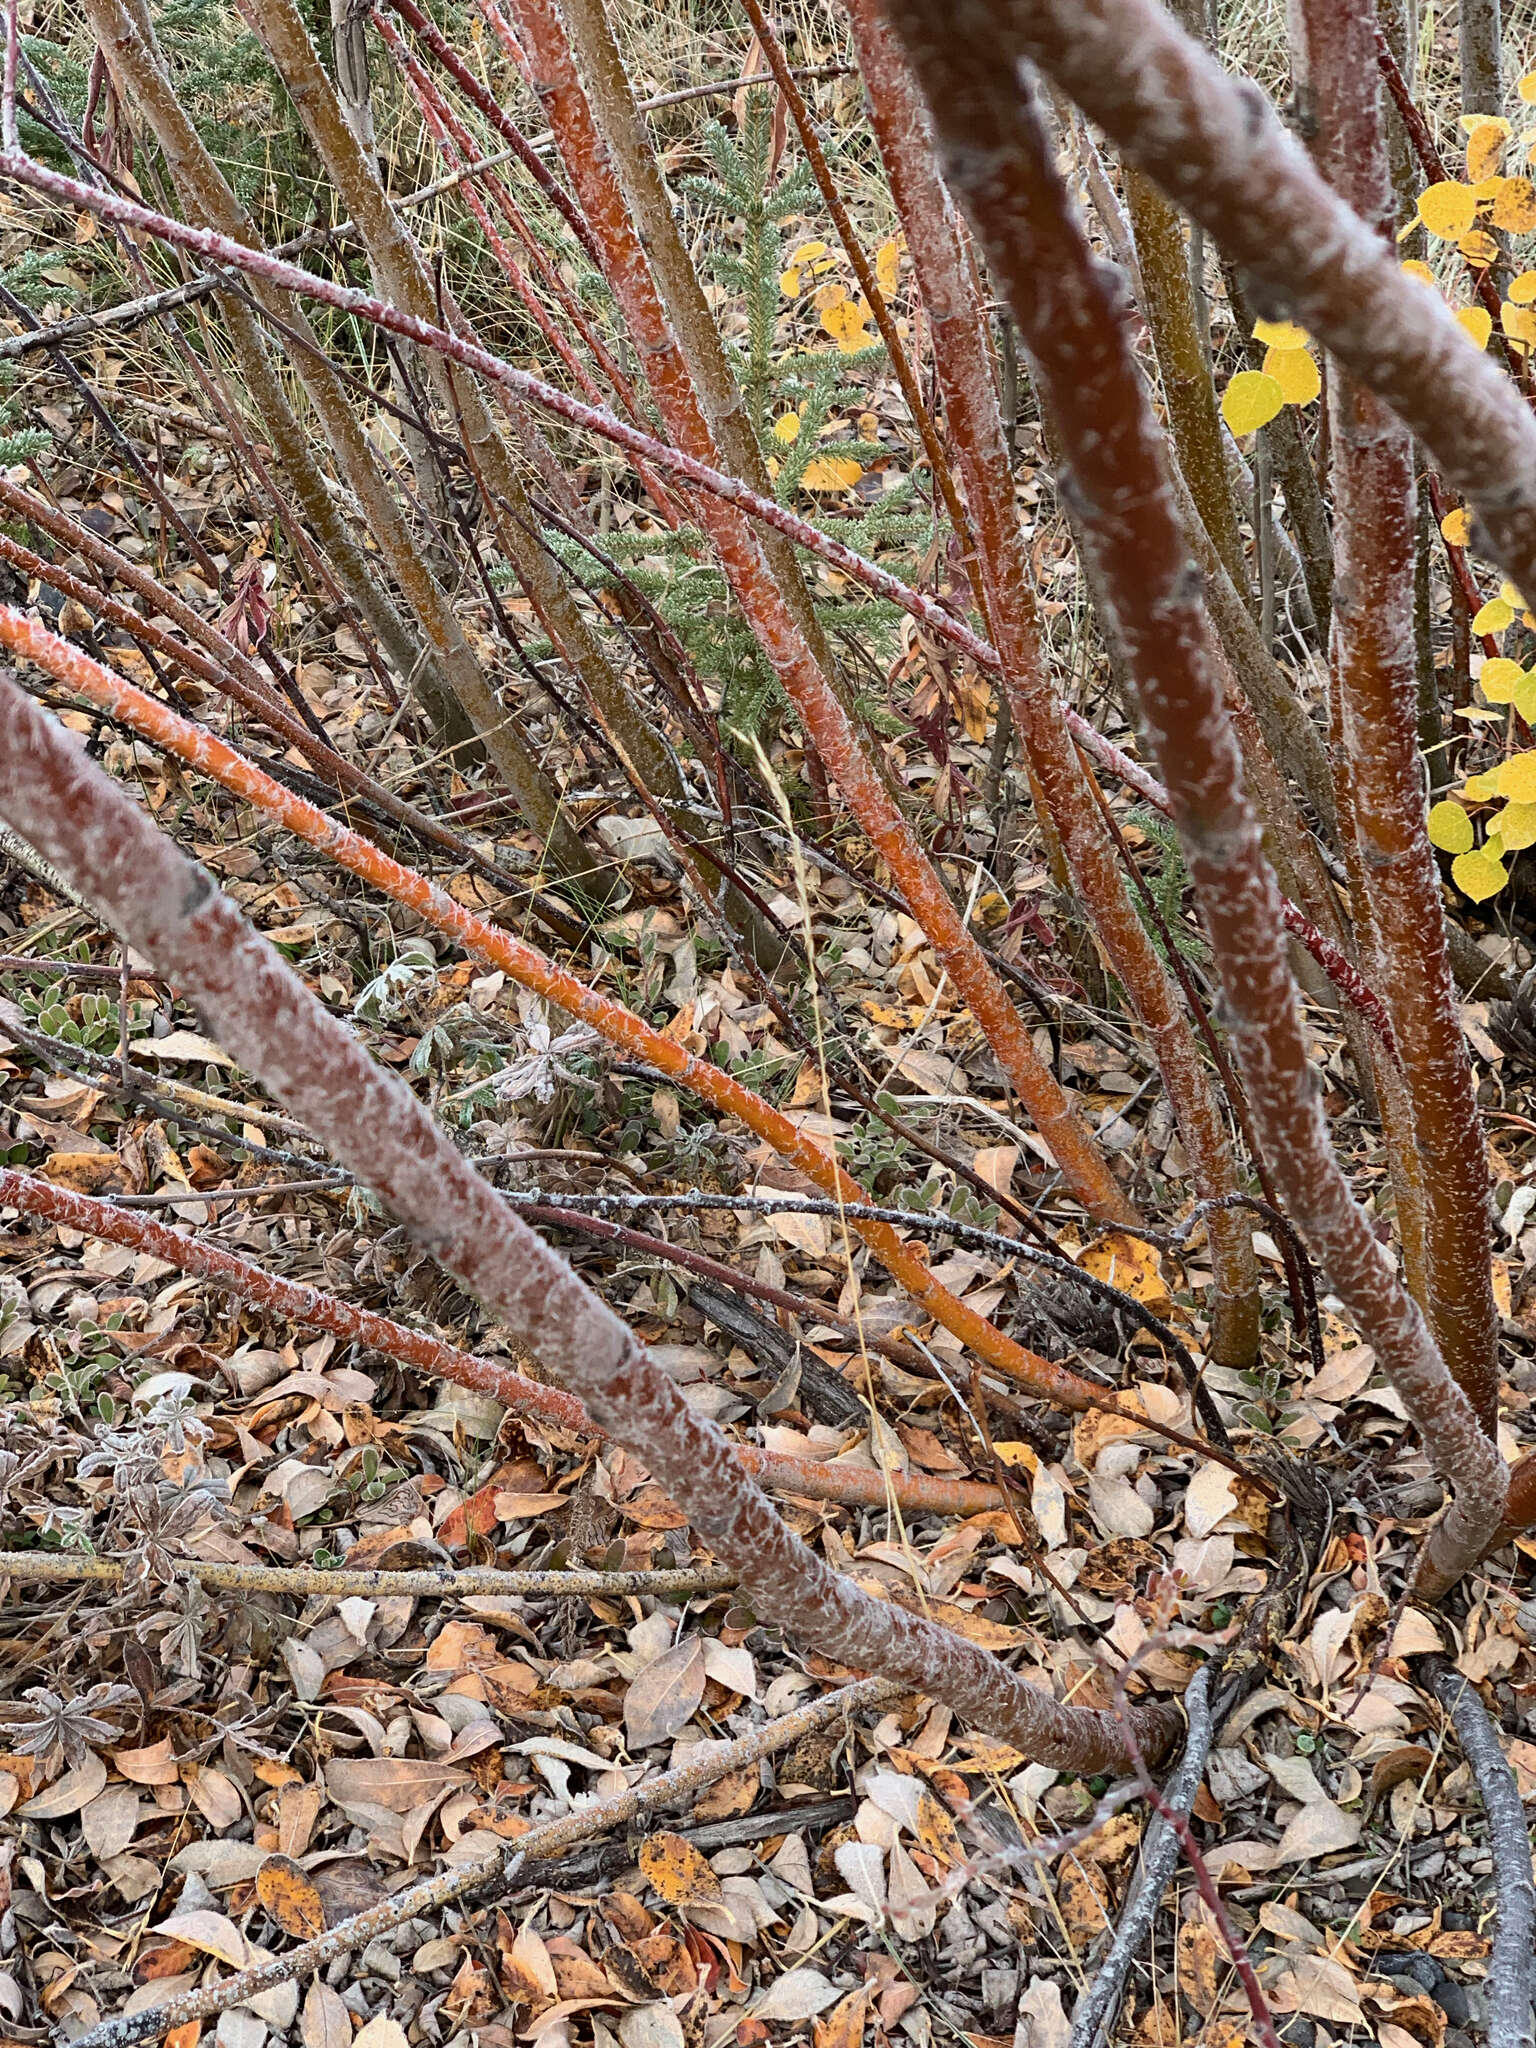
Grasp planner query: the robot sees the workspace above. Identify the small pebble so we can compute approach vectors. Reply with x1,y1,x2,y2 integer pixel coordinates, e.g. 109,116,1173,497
1433,1980,1472,2027
1372,1954,1441,1992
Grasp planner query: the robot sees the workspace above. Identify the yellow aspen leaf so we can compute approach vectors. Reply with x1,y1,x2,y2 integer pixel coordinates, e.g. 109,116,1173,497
875,235,904,295
1459,113,1512,135
1479,656,1524,700
771,412,801,444
1419,181,1478,238
1517,676,1536,722
1252,316,1310,349
1262,344,1321,404
780,240,831,295
1497,800,1536,848
1504,301,1536,345
1511,270,1536,302
1502,579,1528,607
820,297,873,351
1220,369,1284,434
1458,305,1494,347
1427,799,1476,853
638,1832,725,1906
1401,258,1437,285
1462,769,1505,798
1460,229,1502,262
800,453,863,491
1487,826,1506,855
1441,506,1473,547
1473,596,1516,633
1453,848,1509,900
1467,120,1510,179
1498,751,1536,801
1493,179,1536,232
1521,71,1536,102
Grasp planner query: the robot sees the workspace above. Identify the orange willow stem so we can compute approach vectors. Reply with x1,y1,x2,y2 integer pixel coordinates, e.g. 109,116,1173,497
0,1165,1009,1518
0,607,1216,1444
846,0,1258,1370
878,0,1507,1601
734,0,977,589
0,136,1393,1048
0,641,1181,1787
1296,0,1499,1437
374,7,682,528
466,0,1132,1221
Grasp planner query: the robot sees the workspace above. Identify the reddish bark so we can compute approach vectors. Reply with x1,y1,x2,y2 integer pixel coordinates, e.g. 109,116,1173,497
0,607,1209,1441
0,1166,1012,1518
0,637,1178,1773
0,140,1394,1046
996,0,1536,610
875,0,1508,1598
1295,0,1498,1436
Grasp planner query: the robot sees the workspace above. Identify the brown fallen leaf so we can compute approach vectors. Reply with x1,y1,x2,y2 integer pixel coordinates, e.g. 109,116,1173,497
1176,1920,1221,2015
624,1637,705,1749
1055,1855,1113,1951
813,1986,868,2048
256,1854,327,1940
637,1831,724,1908
40,1149,119,1193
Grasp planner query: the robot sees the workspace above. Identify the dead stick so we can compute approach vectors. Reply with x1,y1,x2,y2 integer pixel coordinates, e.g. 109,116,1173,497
66,1677,897,2048
0,1552,733,1599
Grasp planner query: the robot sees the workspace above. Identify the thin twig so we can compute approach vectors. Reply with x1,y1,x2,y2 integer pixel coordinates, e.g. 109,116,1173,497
0,1552,735,1599
65,1677,896,2048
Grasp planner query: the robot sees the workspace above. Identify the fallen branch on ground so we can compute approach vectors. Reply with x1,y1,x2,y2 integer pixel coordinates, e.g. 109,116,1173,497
0,1552,735,1600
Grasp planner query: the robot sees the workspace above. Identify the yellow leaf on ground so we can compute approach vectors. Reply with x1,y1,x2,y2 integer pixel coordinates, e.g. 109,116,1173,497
638,1831,724,1907
1521,70,1536,102
1441,506,1473,546
1079,1230,1172,1310
1494,178,1536,232
1453,848,1509,900
800,453,863,491
1457,305,1494,347
1511,269,1536,302
780,239,831,295
255,1855,327,1940
1418,180,1478,237
1462,768,1505,798
1220,369,1284,434
1506,302,1536,346
1252,316,1309,349
772,411,801,444
875,234,904,295
1427,800,1475,853
821,296,873,351
1460,228,1501,263
1263,344,1321,403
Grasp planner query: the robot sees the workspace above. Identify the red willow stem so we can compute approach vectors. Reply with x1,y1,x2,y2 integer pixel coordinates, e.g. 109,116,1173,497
455,0,1132,1221
874,0,1508,1601
845,0,1260,1366
373,7,682,527
0,639,1181,1775
0,607,1220,1444
0,134,1394,1046
0,1166,1009,1517
994,0,1536,613
1297,0,1499,1435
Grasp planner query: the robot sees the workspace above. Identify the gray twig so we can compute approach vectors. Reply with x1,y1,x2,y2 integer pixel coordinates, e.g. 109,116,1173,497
1068,1663,1214,2048
1431,1661,1535,2048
